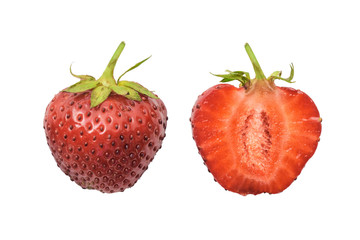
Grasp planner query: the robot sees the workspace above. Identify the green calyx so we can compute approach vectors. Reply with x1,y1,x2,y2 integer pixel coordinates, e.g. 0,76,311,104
211,43,295,89
64,41,157,108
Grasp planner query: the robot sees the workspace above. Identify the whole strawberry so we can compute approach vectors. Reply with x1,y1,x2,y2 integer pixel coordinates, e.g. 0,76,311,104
191,43,321,195
44,42,167,193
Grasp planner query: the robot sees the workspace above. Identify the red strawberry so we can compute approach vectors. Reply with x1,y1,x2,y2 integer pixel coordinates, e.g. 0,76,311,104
190,43,321,195
44,42,167,193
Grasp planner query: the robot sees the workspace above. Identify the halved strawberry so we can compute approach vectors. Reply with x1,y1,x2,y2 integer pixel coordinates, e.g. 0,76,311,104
190,43,321,195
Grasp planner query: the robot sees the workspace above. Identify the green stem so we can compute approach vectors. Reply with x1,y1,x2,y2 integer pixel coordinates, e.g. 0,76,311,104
99,41,126,85
244,43,266,80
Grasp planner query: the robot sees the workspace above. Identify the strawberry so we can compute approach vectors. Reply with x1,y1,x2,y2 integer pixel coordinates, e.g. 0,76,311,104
44,42,167,193
190,43,321,195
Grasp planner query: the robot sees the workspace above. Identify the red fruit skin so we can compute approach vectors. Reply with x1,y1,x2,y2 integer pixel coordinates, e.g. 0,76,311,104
190,84,321,195
44,91,167,193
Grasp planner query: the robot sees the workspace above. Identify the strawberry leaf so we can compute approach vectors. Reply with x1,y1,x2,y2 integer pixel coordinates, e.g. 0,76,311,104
119,81,158,99
110,85,130,95
90,86,112,108
70,64,96,81
230,70,250,80
269,63,295,83
64,42,156,106
211,71,250,86
125,87,142,101
64,79,99,93
219,78,235,83
125,88,141,102
110,84,145,101
117,56,151,82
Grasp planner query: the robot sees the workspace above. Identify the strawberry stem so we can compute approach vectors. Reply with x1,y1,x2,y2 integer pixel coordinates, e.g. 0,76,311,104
244,43,266,80
98,42,126,86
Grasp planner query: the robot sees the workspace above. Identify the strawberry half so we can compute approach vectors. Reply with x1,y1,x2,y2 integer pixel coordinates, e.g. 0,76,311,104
44,42,167,193
190,43,321,195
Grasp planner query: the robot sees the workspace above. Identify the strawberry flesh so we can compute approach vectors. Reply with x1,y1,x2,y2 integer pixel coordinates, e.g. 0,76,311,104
191,84,321,195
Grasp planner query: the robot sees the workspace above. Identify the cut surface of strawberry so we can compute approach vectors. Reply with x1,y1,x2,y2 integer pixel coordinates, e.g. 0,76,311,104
191,43,321,195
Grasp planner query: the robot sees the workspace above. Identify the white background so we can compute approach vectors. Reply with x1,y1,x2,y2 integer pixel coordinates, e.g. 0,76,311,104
1,0,359,239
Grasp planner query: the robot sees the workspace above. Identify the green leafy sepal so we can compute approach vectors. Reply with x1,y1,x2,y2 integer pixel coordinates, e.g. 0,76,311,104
65,79,98,92
211,43,295,89
90,86,112,108
268,63,295,83
63,42,157,108
211,70,251,87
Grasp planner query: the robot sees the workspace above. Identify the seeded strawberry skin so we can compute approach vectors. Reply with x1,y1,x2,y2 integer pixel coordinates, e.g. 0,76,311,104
44,91,167,193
